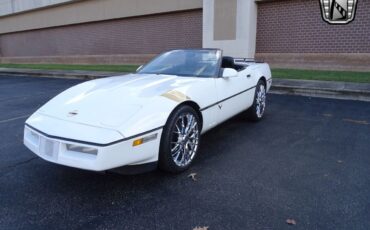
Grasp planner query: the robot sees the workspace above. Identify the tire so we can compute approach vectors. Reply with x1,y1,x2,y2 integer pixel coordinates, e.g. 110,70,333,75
247,79,267,122
158,105,201,173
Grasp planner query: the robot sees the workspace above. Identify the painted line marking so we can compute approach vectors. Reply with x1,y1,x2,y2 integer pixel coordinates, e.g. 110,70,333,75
323,113,333,117
342,119,369,125
0,115,30,124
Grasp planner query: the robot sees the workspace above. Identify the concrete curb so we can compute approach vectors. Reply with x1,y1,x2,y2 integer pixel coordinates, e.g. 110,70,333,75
270,79,370,102
270,85,370,102
0,68,126,80
1,68,370,102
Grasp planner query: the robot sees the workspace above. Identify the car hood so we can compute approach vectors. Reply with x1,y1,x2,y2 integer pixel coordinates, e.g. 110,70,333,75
35,73,199,130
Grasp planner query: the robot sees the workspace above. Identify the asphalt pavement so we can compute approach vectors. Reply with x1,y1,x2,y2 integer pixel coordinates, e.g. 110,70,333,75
0,75,370,230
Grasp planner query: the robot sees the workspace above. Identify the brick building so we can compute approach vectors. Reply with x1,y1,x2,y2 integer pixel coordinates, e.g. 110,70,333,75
0,0,369,71
256,0,370,71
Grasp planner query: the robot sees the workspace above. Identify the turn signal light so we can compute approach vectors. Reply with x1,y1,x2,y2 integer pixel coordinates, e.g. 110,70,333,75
133,138,144,146
132,133,158,147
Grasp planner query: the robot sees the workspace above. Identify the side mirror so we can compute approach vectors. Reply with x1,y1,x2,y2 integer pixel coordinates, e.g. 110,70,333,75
222,68,238,78
136,65,143,72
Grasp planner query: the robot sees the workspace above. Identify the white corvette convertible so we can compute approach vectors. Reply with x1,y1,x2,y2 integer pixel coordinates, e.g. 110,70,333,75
24,49,272,173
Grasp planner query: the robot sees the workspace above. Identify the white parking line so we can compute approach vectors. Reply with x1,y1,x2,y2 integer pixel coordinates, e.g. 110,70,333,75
0,114,30,124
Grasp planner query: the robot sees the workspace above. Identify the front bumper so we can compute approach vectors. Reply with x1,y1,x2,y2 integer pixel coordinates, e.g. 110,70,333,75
24,125,162,171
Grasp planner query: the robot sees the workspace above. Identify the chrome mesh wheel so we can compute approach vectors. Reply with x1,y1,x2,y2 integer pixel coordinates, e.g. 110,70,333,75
170,113,200,167
256,84,266,118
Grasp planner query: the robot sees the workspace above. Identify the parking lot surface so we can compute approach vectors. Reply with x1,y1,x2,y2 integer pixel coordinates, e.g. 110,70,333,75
0,75,369,230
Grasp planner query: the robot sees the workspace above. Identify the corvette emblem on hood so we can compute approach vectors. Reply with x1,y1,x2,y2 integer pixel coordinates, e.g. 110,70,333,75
67,110,79,117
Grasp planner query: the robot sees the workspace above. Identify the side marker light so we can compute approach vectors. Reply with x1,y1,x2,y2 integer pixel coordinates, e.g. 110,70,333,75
132,133,158,147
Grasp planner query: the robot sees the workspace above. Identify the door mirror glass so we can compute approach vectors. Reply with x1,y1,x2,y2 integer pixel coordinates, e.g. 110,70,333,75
222,68,238,78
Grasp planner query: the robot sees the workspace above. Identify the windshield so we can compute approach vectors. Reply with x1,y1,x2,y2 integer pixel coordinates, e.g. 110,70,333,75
138,49,221,78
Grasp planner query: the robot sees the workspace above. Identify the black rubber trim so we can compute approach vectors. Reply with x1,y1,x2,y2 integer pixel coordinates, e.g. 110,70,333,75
200,85,257,111
108,161,158,175
25,124,163,147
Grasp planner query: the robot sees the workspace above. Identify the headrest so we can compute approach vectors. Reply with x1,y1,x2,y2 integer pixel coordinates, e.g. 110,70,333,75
221,56,235,69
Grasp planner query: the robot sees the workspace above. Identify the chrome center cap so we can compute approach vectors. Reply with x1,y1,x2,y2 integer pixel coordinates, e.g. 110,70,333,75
179,135,189,145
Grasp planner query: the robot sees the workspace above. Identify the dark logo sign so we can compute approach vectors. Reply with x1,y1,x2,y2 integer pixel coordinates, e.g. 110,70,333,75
320,0,358,24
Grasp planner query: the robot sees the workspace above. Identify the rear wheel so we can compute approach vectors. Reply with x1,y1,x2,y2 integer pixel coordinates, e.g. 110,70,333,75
247,80,267,121
159,105,201,173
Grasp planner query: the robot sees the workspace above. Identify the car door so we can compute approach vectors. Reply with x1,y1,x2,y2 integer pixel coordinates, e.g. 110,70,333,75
215,69,255,124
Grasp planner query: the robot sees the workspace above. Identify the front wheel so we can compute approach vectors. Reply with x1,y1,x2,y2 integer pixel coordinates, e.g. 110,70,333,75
159,105,201,173
247,80,267,121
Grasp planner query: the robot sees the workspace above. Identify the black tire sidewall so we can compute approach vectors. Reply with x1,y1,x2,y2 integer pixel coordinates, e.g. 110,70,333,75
247,80,266,122
158,105,201,173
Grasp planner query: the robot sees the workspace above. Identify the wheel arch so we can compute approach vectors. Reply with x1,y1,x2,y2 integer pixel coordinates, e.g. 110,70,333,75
258,76,267,86
168,100,203,131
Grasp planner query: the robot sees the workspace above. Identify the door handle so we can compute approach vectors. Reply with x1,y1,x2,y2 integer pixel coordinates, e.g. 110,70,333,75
246,74,251,78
